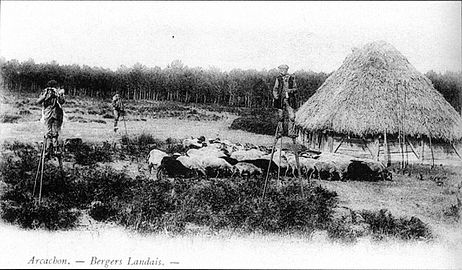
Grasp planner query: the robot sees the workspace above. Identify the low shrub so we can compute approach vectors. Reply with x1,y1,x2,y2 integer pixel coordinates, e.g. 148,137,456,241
0,114,21,123
230,109,278,135
360,209,432,240
72,142,113,166
0,197,79,230
121,177,338,233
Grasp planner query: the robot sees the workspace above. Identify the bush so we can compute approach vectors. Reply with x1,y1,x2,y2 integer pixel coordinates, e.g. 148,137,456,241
360,209,432,240
72,141,113,166
120,177,338,233
0,114,21,123
230,109,278,135
1,197,79,230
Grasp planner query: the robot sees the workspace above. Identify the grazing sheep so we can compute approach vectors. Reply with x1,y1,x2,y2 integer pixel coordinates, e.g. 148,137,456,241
261,149,289,170
240,159,279,173
157,156,193,178
176,155,207,177
199,156,233,177
347,159,389,181
298,156,317,179
230,149,266,161
232,162,262,178
148,149,168,174
187,147,227,158
182,137,205,149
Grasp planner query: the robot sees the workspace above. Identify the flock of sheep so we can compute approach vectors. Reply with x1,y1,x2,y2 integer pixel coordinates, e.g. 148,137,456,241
148,136,392,181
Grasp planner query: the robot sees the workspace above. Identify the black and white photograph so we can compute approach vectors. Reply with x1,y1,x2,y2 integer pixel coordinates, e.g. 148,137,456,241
0,1,461,269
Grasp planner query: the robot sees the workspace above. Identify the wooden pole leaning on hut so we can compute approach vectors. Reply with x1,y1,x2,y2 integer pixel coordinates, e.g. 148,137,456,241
384,131,391,167
406,137,420,160
451,144,462,160
429,134,435,168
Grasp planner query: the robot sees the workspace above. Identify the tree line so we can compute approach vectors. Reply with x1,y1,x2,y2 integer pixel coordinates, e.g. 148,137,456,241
0,58,328,108
1,58,460,113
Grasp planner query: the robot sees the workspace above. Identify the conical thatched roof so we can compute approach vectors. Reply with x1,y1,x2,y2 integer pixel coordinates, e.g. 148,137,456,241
296,41,462,142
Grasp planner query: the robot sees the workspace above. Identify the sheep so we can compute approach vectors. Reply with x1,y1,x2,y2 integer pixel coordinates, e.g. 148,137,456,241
284,152,301,177
298,156,317,179
187,147,227,158
182,137,206,149
157,156,193,179
230,149,266,161
148,149,168,174
232,162,262,178
240,159,279,173
261,149,289,170
176,155,207,177
199,156,233,177
347,159,389,181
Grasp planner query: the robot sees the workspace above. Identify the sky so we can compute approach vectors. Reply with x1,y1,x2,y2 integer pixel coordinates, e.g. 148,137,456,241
1,1,461,73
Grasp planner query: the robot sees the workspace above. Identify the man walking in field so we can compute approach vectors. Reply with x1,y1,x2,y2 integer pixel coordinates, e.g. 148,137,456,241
273,64,299,139
36,80,66,158
112,94,125,132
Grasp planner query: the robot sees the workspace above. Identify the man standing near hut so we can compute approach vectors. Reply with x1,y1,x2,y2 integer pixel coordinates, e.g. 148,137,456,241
36,80,66,158
273,64,299,139
263,64,303,196
112,94,125,133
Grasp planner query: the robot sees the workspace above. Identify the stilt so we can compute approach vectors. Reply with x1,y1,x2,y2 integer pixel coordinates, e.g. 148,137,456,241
262,125,280,200
292,137,304,195
277,136,283,185
37,138,47,205
33,139,46,197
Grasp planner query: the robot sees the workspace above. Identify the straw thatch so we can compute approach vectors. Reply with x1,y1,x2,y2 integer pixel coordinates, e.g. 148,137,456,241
296,41,462,142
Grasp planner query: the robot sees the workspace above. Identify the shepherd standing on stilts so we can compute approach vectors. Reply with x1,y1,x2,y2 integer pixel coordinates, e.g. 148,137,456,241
36,80,66,159
273,64,299,141
262,65,304,199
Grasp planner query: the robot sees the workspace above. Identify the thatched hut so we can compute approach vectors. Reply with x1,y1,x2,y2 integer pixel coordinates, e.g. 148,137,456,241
295,41,462,165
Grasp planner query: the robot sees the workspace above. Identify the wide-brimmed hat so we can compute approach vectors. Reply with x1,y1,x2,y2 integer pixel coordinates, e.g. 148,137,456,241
278,64,289,70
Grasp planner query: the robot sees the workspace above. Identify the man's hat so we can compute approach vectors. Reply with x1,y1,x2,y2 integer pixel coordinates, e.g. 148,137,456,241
278,64,289,70
46,80,58,88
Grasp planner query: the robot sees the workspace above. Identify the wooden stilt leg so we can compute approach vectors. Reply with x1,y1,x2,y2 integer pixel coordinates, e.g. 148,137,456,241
277,136,283,186
262,125,280,200
292,137,304,195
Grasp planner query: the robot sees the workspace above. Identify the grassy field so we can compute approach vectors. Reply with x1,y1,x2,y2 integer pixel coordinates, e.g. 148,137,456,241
1,91,461,267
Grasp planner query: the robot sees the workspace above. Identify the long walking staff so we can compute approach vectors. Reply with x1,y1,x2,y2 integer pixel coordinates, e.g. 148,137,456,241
262,123,280,200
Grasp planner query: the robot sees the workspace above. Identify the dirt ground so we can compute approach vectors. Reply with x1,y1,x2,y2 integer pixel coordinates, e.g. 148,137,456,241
1,92,462,268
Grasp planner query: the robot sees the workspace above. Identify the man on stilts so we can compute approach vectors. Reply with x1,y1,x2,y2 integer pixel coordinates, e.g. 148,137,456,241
262,64,303,199
34,80,66,203
36,80,66,159
112,94,125,133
